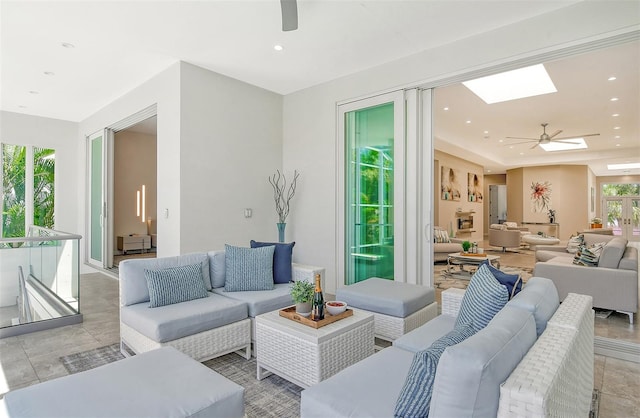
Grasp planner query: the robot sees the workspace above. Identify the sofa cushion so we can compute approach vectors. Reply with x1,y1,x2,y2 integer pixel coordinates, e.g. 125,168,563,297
455,264,509,331
120,253,211,306
335,278,436,318
566,234,584,254
224,244,275,292
598,237,628,268
573,242,606,267
145,263,209,308
300,347,414,418
429,306,537,418
393,314,456,353
250,240,295,284
506,276,559,336
213,283,293,317
208,250,227,288
121,293,248,343
619,246,639,271
480,260,522,299
394,323,476,418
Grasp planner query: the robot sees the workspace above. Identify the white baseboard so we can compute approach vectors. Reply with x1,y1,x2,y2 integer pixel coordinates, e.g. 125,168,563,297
594,336,640,363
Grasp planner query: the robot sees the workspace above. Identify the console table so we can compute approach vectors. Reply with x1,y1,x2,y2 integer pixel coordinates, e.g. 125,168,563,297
521,222,560,238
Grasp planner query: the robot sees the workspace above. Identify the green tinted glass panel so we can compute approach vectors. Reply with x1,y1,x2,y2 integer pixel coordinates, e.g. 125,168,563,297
90,137,102,261
345,103,394,284
2,144,26,238
33,147,55,228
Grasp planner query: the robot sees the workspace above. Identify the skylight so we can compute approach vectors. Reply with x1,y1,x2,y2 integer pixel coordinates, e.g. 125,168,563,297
607,162,640,170
463,64,557,104
539,138,587,152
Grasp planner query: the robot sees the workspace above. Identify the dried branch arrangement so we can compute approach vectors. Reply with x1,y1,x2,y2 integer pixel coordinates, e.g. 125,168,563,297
269,169,300,223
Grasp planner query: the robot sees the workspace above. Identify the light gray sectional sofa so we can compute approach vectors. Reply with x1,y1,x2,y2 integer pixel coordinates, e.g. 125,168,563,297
534,233,638,323
119,250,323,361
301,278,595,417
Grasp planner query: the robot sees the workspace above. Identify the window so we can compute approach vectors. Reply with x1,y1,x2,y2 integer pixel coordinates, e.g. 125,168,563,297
1,144,55,238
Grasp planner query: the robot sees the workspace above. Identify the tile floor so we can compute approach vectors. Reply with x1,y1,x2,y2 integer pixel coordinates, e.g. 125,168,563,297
1,266,639,416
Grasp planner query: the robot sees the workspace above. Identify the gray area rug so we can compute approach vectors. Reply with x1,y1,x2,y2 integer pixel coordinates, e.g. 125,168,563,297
60,344,301,418
61,345,598,418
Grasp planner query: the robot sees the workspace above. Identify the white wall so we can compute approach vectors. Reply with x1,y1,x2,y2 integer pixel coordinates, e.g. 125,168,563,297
283,2,640,294
79,63,181,266
179,63,283,252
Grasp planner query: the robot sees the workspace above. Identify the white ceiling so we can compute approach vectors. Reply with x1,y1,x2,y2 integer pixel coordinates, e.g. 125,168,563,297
2,1,638,176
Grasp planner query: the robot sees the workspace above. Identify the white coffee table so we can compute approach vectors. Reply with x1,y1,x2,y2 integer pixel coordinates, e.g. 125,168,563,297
445,252,501,279
255,308,374,388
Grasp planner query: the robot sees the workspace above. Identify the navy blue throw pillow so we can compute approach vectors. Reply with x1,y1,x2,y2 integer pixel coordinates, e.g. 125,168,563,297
481,259,522,299
250,240,295,284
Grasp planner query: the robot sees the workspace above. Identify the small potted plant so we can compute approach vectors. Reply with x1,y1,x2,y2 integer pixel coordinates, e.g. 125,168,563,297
290,280,314,317
462,240,471,253
590,217,602,229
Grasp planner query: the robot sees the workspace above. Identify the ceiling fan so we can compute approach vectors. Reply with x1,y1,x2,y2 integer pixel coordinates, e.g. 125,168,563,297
505,123,600,149
280,0,298,31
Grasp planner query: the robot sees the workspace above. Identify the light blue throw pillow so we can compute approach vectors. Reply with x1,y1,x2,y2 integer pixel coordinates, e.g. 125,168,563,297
144,263,209,308
394,323,476,418
455,263,509,332
224,244,275,292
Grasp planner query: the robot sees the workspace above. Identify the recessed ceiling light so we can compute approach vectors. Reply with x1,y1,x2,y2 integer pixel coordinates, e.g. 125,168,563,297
484,130,489,134
274,44,284,51
616,144,621,147
519,152,524,155
465,120,471,124
539,138,588,152
615,135,621,139
608,76,617,81
487,169,492,173
610,97,619,102
443,107,449,111
612,113,619,117
607,162,640,170
499,139,504,143
613,126,621,130
462,64,557,104
509,146,514,149
29,90,39,94
61,42,75,48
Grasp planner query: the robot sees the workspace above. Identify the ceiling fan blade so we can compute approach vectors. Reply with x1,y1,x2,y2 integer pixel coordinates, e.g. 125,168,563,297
551,140,582,145
280,0,298,31
548,129,563,139
530,143,539,149
553,133,600,140
505,136,538,141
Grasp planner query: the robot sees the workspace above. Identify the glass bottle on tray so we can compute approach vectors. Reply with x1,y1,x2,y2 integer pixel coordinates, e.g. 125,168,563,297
312,274,324,321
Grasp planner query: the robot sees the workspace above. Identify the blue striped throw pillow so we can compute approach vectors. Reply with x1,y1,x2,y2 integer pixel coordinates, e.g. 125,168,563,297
394,323,476,418
145,263,209,308
224,244,275,292
455,263,509,332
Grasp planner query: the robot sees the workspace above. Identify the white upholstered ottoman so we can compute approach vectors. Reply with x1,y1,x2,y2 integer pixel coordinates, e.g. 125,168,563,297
522,234,561,250
335,278,438,342
0,347,244,418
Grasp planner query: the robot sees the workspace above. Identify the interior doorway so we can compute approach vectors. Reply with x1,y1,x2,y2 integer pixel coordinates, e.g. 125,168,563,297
112,116,158,267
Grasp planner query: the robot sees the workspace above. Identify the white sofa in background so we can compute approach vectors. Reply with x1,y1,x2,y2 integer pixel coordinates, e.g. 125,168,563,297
301,278,594,417
119,251,324,361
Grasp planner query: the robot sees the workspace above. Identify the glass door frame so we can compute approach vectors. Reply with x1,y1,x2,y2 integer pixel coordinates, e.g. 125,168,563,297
603,196,640,242
336,88,433,288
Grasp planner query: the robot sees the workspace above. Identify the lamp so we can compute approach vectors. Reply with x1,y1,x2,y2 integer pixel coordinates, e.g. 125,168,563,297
136,185,146,223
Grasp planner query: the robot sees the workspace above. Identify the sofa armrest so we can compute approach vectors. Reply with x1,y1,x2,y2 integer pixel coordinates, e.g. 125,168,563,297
292,263,325,285
441,288,465,317
533,261,638,313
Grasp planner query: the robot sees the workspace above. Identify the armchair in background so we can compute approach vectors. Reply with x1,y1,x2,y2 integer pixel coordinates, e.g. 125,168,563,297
489,225,522,252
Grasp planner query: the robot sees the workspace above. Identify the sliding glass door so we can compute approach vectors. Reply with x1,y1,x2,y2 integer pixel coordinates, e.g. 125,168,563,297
87,131,106,268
